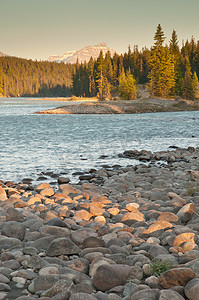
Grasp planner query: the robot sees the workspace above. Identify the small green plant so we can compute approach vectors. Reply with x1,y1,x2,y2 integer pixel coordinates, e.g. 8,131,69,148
186,184,199,196
150,259,171,277
172,102,184,108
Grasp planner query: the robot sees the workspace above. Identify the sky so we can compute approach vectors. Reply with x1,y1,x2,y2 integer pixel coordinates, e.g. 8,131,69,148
1,0,199,61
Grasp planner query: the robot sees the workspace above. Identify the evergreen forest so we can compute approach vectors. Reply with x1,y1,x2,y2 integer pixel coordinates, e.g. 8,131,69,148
73,25,199,100
0,25,199,99
0,57,74,97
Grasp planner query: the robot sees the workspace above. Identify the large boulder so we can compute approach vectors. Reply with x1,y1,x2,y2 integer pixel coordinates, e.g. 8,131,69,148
121,212,144,223
71,229,97,247
159,267,197,288
82,236,105,249
69,293,97,300
39,225,70,237
125,288,160,300
40,187,55,197
29,236,57,251
35,182,51,192
41,279,73,297
185,278,199,300
0,186,7,201
73,210,91,221
46,238,80,256
93,264,132,291
177,203,196,223
0,236,22,249
58,177,70,185
159,289,185,300
147,220,173,234
6,207,24,222
29,274,72,294
59,184,81,195
189,170,199,181
2,221,26,241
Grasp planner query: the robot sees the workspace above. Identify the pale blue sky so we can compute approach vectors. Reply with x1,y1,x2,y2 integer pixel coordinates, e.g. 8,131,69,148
1,0,199,60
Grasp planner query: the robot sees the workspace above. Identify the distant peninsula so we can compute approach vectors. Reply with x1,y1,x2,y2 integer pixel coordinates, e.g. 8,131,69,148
35,98,199,114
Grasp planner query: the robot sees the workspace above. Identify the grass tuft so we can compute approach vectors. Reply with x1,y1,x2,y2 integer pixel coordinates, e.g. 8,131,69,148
186,184,199,196
150,259,172,277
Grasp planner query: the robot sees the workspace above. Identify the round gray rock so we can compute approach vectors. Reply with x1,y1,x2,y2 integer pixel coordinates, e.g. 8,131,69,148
46,238,80,256
69,293,97,300
159,289,185,300
185,278,199,300
93,264,132,291
6,207,24,222
2,221,26,241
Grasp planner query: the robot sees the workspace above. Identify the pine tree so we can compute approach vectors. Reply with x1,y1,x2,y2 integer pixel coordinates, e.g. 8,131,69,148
182,58,195,99
105,51,114,85
169,30,182,95
192,71,198,98
95,51,110,100
72,60,80,96
149,25,175,98
195,41,199,76
190,36,197,72
140,47,151,83
169,30,180,55
88,57,96,97
0,60,3,96
154,24,165,48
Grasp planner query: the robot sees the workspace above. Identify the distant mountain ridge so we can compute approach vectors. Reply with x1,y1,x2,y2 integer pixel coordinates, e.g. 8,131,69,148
48,42,116,64
0,51,9,57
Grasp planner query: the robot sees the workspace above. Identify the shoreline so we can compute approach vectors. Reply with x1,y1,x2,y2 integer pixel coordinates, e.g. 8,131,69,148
28,97,99,102
34,98,199,114
1,146,199,298
0,96,99,102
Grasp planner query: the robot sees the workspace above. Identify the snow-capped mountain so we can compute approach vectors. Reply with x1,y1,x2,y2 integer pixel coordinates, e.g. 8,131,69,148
0,51,8,57
48,50,76,63
48,42,116,64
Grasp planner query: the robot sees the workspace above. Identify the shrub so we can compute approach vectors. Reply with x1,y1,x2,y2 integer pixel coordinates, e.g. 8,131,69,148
118,71,137,100
186,184,199,196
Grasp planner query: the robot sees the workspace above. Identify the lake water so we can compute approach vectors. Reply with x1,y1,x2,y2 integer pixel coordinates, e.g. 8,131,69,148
0,97,199,184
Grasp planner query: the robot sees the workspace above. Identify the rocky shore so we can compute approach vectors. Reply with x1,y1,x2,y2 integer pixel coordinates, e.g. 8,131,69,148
1,147,199,299
35,98,199,114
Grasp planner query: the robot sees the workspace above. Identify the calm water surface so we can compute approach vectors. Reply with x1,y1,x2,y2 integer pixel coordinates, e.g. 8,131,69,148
0,97,199,183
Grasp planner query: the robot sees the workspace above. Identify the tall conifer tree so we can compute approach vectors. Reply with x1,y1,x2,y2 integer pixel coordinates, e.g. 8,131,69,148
88,57,96,97
0,60,3,95
149,25,175,98
169,30,182,95
182,58,198,99
95,51,111,100
154,24,165,47
105,51,114,85
192,71,198,96
169,30,180,55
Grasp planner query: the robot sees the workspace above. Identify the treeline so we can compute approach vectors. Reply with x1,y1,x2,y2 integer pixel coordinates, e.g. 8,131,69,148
72,48,149,99
0,57,74,97
0,25,199,99
73,25,199,100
